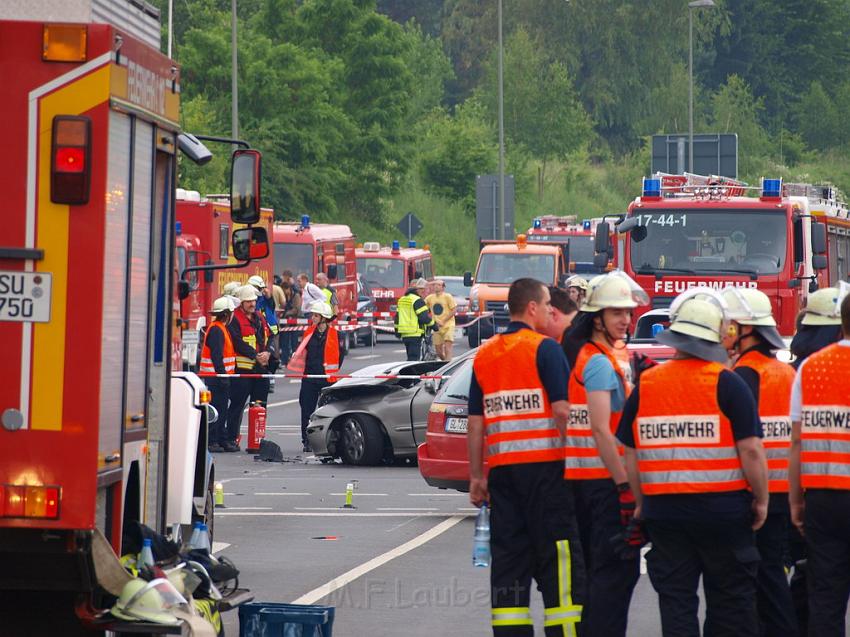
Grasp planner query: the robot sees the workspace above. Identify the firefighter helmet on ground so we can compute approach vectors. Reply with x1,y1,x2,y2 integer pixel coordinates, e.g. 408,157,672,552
580,271,648,313
110,578,186,625
236,285,258,302
309,300,334,319
721,287,785,350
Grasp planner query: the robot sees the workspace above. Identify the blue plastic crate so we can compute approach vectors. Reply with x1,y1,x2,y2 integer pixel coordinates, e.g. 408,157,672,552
239,602,335,637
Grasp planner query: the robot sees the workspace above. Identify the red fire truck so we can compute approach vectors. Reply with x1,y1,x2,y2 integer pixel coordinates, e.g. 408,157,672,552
527,214,616,274
593,173,850,336
0,5,269,632
273,215,358,318
176,190,275,367
356,240,435,312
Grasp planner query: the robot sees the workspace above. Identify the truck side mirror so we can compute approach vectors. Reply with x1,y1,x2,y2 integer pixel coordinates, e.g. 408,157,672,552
593,253,608,269
327,263,338,280
594,222,610,254
463,271,473,287
558,273,569,287
230,149,262,224
812,221,827,255
232,227,269,261
178,279,191,300
813,254,828,270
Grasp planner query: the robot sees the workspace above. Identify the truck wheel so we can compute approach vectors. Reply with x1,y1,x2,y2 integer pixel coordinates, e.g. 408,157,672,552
338,414,384,466
467,329,480,348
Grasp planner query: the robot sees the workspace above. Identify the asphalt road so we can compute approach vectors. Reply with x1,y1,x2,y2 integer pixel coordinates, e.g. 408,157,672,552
210,335,763,636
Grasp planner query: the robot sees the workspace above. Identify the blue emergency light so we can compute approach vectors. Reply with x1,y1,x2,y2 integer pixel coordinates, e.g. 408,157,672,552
642,178,662,198
652,323,665,338
392,240,400,250
408,240,416,248
175,221,182,235
533,218,542,229
761,178,782,199
583,219,592,230
301,214,311,228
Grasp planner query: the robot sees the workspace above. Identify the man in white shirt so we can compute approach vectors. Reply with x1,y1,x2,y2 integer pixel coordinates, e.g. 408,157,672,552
298,272,325,316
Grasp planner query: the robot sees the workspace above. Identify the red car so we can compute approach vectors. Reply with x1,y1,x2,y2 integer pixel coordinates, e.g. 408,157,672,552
417,317,676,492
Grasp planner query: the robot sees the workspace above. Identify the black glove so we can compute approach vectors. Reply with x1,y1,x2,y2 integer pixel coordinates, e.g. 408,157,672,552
609,517,647,561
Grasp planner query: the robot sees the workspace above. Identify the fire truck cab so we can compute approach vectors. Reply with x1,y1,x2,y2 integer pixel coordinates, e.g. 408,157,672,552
356,240,435,313
527,215,615,274
463,236,568,346
593,173,850,337
273,216,358,318
0,4,269,632
176,191,275,368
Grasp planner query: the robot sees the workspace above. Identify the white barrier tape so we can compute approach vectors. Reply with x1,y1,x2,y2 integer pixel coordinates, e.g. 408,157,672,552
199,372,452,380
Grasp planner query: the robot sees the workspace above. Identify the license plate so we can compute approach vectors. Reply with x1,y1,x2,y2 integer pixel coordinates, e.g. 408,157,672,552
496,325,508,333
0,271,52,323
445,416,468,434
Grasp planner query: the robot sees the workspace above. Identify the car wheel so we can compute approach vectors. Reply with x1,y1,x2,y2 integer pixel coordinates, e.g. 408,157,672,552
338,414,384,466
467,329,480,348
348,330,357,349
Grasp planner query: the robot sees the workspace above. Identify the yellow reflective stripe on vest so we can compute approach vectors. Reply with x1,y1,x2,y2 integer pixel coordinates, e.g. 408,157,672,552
491,607,533,627
236,333,257,369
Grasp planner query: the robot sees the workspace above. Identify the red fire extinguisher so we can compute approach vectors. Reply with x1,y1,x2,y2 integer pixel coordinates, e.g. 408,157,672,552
246,401,267,453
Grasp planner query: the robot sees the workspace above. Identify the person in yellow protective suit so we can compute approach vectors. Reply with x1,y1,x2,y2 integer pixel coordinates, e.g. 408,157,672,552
425,279,457,361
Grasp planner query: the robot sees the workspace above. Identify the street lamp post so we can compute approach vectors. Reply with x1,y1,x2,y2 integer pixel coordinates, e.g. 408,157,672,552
231,0,239,142
497,0,505,240
688,0,715,173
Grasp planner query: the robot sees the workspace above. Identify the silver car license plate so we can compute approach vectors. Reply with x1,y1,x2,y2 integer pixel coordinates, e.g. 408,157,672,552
445,417,468,433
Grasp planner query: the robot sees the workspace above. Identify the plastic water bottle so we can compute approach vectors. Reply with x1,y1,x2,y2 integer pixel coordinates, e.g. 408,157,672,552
187,521,201,550
189,522,211,553
139,538,155,569
472,505,491,567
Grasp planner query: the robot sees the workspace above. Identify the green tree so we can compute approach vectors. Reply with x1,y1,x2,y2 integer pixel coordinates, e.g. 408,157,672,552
477,27,592,192
794,81,839,152
710,75,769,175
418,100,496,211
400,21,455,125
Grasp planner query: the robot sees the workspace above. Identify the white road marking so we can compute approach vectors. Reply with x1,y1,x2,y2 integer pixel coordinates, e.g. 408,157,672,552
219,507,273,510
267,399,299,408
457,508,480,512
295,507,348,511
351,354,381,360
254,492,312,496
393,349,406,353
329,493,388,496
290,515,466,605
290,380,300,384
216,512,473,518
211,541,230,554
378,507,439,511
407,492,467,497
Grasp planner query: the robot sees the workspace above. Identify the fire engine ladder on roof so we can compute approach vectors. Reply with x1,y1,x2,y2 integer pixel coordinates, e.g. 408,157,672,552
651,172,747,197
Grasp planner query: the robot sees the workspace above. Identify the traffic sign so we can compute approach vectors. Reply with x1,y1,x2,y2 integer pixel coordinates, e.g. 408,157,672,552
397,212,423,240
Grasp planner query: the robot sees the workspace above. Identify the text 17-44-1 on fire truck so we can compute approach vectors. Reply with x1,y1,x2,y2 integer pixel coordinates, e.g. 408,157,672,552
0,3,270,632
593,173,850,338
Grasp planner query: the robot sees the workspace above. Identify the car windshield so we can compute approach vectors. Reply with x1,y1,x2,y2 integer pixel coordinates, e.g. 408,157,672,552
275,242,314,280
437,359,473,402
357,257,404,289
629,209,787,275
441,278,467,298
476,253,555,284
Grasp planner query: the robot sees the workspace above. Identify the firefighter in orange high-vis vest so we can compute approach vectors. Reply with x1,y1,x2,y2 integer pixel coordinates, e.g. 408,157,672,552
616,288,769,637
288,300,345,453
225,285,275,452
200,296,237,453
468,277,585,637
789,285,850,636
562,271,648,637
721,287,797,636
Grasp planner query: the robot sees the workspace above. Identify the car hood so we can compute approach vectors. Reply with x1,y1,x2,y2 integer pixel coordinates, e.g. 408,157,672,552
331,361,445,389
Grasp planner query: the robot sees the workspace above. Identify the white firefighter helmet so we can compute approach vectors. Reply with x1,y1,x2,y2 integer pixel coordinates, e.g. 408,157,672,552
580,271,648,313
247,275,266,289
309,300,334,319
656,287,729,363
211,296,233,314
111,578,186,625
236,285,258,302
222,281,241,296
801,286,848,326
721,287,785,350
